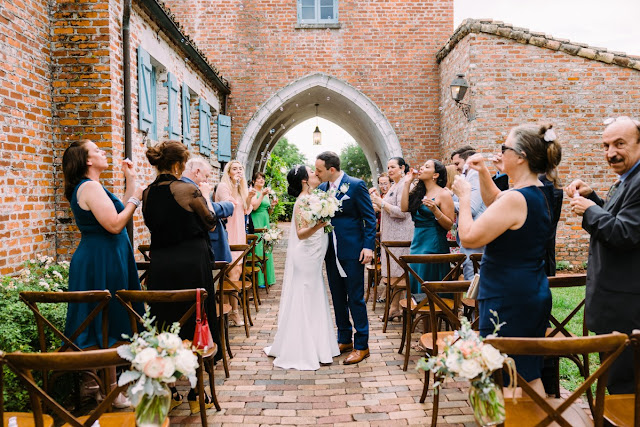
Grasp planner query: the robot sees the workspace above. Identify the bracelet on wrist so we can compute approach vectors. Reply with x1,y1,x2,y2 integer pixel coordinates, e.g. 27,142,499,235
435,212,443,221
127,197,141,208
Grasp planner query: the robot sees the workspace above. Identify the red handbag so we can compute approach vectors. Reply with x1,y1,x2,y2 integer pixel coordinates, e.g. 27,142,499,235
193,288,214,351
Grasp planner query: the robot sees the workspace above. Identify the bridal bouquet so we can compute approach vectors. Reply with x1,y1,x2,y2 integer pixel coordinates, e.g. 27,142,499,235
416,313,510,425
297,188,343,233
262,225,283,253
118,308,198,425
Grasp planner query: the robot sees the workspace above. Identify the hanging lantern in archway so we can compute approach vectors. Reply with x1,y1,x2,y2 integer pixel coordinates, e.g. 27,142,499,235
313,103,322,145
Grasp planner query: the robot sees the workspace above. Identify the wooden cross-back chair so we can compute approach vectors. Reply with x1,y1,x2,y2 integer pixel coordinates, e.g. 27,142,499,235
137,244,151,261
19,291,112,396
115,289,221,425
136,261,150,290
3,348,137,427
397,253,467,371
252,227,271,295
486,332,628,427
544,274,590,401
379,240,412,333
223,244,255,338
245,234,264,310
461,252,483,320
417,279,472,426
604,329,640,427
365,232,382,309
212,261,231,378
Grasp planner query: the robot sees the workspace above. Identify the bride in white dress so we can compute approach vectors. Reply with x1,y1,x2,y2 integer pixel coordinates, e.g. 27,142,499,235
264,165,340,370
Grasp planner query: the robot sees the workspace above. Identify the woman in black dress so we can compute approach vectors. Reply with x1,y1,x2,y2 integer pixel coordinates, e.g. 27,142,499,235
142,141,220,414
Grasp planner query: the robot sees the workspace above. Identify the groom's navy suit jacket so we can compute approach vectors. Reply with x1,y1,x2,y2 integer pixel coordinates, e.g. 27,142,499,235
319,173,376,260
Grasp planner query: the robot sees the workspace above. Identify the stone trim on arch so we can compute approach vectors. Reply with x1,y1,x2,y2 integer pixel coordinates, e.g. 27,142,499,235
236,73,402,172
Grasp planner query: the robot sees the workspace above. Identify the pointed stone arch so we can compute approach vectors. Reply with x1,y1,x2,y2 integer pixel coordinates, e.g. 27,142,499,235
236,73,402,177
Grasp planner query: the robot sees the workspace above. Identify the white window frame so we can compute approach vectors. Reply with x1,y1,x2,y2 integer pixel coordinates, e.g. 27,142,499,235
297,0,338,24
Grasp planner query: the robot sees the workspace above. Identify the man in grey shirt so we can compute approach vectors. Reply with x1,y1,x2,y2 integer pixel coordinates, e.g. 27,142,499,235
451,146,486,279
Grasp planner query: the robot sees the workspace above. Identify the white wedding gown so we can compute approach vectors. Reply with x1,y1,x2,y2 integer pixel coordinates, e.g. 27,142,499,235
264,211,339,370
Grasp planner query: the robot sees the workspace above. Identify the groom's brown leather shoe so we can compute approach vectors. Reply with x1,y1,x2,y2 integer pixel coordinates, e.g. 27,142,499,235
338,342,353,354
343,348,369,365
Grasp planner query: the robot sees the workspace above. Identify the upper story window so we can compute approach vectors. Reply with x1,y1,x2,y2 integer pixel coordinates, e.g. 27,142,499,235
298,0,338,24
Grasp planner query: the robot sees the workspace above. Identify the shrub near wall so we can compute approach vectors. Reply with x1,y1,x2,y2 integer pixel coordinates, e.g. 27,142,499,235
0,256,69,411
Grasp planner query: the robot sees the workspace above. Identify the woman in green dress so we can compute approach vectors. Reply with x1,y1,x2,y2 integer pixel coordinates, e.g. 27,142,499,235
250,172,277,287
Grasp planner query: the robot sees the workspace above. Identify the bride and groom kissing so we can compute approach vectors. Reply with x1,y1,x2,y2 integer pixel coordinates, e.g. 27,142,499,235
264,151,378,370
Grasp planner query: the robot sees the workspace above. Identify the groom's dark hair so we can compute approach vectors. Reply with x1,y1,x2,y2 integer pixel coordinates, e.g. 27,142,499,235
317,151,341,171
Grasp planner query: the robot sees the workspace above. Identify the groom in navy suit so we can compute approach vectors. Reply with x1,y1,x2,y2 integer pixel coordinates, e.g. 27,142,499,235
316,151,377,364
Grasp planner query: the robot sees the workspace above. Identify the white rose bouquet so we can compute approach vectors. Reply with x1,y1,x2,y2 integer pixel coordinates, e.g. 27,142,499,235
417,312,512,424
296,188,344,233
117,308,198,422
262,225,283,253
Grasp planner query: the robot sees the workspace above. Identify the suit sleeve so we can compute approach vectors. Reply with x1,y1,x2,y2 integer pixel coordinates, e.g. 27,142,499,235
582,185,640,250
212,201,234,218
355,179,377,251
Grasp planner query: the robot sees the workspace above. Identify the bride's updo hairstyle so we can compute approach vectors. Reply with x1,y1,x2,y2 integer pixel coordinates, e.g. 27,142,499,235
287,165,309,198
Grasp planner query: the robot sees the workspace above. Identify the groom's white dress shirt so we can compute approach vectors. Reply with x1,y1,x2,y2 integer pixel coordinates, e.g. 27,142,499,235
330,172,345,190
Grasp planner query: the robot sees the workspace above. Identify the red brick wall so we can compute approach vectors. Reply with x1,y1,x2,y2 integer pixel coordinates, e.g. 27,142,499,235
163,0,454,167
0,0,55,274
439,32,640,265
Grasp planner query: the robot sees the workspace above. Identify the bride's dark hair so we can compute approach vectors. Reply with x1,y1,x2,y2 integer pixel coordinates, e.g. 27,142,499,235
287,165,309,197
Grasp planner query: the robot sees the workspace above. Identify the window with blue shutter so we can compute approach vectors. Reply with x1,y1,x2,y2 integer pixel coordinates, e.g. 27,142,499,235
198,98,212,156
150,67,157,140
164,73,181,140
182,83,192,145
137,47,154,134
217,114,231,162
297,0,338,24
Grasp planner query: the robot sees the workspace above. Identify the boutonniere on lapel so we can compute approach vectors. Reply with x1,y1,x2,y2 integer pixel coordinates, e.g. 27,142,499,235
338,183,350,201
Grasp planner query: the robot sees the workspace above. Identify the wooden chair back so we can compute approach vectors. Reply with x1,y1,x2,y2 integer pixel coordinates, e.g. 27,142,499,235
3,348,132,427
469,252,483,274
547,274,587,338
485,332,628,427
422,279,472,346
212,261,231,378
115,289,206,334
226,244,254,337
137,244,151,261
19,291,112,353
136,261,150,290
378,240,411,332
603,329,640,427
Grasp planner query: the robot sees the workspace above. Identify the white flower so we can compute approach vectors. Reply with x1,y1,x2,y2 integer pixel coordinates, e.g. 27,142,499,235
133,347,158,369
174,348,198,377
459,358,484,380
143,357,166,379
480,344,505,372
52,270,63,280
157,332,182,353
445,353,461,374
339,183,349,194
38,280,50,290
161,357,176,379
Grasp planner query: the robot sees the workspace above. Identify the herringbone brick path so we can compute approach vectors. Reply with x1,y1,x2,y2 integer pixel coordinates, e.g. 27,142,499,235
169,223,475,426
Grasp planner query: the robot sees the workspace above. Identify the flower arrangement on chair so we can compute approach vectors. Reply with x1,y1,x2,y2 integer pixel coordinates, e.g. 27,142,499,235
261,225,283,253
117,309,199,427
417,312,514,426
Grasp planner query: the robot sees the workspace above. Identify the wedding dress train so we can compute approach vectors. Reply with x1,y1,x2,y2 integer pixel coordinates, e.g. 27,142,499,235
264,219,339,370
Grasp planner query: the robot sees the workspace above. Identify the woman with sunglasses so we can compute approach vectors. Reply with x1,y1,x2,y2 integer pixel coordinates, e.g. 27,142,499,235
453,123,561,396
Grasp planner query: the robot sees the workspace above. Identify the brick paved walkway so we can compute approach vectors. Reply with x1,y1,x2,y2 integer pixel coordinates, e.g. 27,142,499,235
169,223,475,426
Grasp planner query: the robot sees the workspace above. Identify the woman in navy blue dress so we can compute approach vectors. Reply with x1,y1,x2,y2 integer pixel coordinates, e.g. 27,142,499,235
62,139,143,407
453,123,562,395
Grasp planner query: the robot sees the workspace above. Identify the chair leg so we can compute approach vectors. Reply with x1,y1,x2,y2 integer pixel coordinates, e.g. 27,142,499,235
204,359,221,411
252,279,260,311
431,375,441,427
241,294,250,338
196,356,208,426
217,315,230,379
262,262,270,295
382,288,391,333
399,309,407,355
420,369,430,403
224,314,233,359
372,276,378,311
403,315,411,371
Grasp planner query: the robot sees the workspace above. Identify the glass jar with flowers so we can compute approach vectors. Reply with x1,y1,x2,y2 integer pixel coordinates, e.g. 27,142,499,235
117,309,199,427
262,225,283,253
417,312,513,426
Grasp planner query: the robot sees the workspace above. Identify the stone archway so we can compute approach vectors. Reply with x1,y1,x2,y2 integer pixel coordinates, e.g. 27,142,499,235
236,73,402,177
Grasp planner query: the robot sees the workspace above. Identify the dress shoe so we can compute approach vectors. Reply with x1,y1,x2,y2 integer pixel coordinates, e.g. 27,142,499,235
338,342,353,354
343,348,370,365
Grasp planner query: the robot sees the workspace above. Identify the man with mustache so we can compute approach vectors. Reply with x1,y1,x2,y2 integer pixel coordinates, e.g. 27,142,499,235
566,116,640,394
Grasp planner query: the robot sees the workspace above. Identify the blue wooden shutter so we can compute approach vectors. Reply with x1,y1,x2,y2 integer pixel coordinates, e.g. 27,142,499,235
137,47,153,133
182,83,192,144
150,67,157,140
164,73,180,139
217,114,231,162
198,98,212,156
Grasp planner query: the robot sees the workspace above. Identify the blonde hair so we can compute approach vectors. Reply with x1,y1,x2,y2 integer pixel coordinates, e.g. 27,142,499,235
445,164,458,189
221,160,249,209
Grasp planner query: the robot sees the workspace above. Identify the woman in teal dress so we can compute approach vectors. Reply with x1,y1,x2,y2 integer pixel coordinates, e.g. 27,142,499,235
250,172,277,287
401,160,455,294
62,139,143,407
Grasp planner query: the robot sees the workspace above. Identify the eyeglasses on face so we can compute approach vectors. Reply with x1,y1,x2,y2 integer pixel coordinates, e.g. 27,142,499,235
501,144,520,155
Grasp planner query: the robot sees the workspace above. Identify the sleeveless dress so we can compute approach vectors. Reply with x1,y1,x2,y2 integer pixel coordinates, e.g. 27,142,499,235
409,204,450,294
264,203,339,370
250,191,276,286
142,174,222,362
65,179,141,348
478,185,553,382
